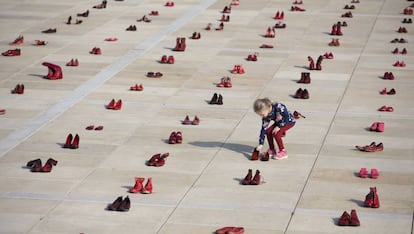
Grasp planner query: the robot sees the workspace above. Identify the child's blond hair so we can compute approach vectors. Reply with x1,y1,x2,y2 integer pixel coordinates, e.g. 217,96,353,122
253,98,272,113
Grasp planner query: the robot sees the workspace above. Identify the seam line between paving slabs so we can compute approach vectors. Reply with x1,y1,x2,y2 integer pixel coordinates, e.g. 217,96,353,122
283,1,389,233
0,0,218,158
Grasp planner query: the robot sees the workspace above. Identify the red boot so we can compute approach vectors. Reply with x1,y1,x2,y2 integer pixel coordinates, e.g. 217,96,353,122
141,177,153,194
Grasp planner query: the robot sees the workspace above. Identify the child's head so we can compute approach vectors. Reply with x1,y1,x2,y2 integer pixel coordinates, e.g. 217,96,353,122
253,98,272,117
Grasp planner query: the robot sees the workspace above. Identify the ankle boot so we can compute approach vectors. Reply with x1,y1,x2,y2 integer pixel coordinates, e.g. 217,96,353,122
107,196,123,211
129,177,144,193
349,209,360,226
63,133,73,148
250,169,261,185
251,149,259,160
141,177,153,194
338,211,350,226
41,158,58,173
118,196,130,211
241,169,252,185
364,187,380,208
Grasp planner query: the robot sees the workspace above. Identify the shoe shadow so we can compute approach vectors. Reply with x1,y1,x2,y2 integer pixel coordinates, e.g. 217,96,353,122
364,127,373,132
293,65,310,70
332,217,339,225
29,74,45,79
349,198,365,207
188,141,252,159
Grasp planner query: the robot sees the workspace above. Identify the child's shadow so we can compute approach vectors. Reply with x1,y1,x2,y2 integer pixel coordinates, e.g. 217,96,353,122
188,141,252,159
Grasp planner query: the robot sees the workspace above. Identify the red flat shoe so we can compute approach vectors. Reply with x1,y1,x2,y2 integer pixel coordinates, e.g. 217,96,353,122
169,131,177,144
2,48,21,57
9,35,24,45
85,125,94,130
378,105,387,111
0,109,6,115
370,168,379,179
94,125,104,131
260,44,273,48
359,167,368,178
386,106,394,112
175,131,182,143
104,37,118,42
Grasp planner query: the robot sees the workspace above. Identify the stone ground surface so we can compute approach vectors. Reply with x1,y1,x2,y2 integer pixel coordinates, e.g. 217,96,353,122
0,0,413,233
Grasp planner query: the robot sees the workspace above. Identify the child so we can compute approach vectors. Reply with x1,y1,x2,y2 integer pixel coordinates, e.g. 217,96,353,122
253,98,295,159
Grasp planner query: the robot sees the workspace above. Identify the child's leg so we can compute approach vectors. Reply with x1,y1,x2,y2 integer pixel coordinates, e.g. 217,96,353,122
265,125,276,152
274,124,295,151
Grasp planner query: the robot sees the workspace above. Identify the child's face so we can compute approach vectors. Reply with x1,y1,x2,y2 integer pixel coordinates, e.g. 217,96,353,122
256,106,271,118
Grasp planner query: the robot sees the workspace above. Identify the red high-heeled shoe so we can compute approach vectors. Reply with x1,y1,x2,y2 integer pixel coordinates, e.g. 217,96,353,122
40,158,58,173
129,177,144,193
250,169,261,185
63,133,73,148
70,134,79,149
9,35,24,45
141,177,153,194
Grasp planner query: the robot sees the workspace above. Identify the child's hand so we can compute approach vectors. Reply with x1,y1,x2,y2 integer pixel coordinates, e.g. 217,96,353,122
256,145,263,151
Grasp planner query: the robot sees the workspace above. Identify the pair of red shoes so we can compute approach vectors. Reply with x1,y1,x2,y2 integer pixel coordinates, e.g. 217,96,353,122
273,11,285,20
294,88,309,99
9,35,24,45
392,47,407,54
246,53,258,61
107,196,130,212
397,27,408,33
341,11,353,18
264,27,275,38
126,25,137,31
63,133,80,149
250,149,269,161
291,6,305,11
146,153,170,167
66,58,79,66
393,61,406,67
370,122,384,132
107,99,122,110
34,40,47,46
104,37,118,42
359,168,379,179
182,115,200,125
85,125,104,131
380,88,396,95
137,15,151,23
344,4,355,9
77,10,89,17
147,72,163,78
391,38,407,43
274,22,286,28
215,226,244,234
164,1,174,7
42,62,63,80
220,14,230,22
322,52,334,59
378,105,393,112
169,131,182,144
90,47,102,55
217,76,232,88
93,0,107,9
338,209,360,226
130,84,144,91
160,55,174,64
0,109,5,115
355,142,383,152
293,0,303,4
231,64,245,74
331,24,343,36
364,187,380,208
297,72,311,84
383,72,395,80
129,177,153,194
403,7,413,15
259,43,274,48
241,169,262,185
26,158,58,173
2,48,21,56
191,32,201,39
329,38,340,46
149,11,159,16
173,37,186,52
11,84,24,94
42,28,56,33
